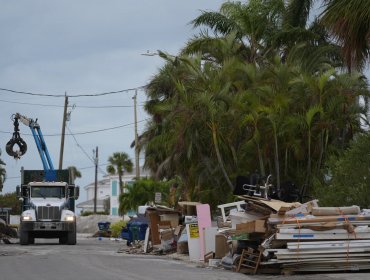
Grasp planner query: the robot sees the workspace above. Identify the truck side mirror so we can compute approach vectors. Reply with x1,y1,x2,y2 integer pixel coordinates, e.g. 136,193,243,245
75,186,80,200
19,186,29,198
68,186,80,200
16,186,21,198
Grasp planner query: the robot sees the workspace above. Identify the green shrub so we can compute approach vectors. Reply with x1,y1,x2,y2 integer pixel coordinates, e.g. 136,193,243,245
110,220,127,238
80,211,109,217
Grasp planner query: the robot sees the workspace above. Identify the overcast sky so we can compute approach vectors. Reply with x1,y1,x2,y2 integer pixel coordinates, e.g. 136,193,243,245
0,0,224,203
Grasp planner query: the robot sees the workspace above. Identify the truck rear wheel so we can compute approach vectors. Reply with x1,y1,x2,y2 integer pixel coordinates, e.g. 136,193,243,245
19,230,29,245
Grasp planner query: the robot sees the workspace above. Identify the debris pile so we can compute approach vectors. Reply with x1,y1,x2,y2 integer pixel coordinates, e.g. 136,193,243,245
119,205,181,254
118,195,370,275
0,219,18,244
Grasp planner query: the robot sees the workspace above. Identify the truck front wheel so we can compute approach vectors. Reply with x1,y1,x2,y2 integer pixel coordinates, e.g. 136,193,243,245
66,222,77,245
67,229,76,245
59,235,67,244
19,230,29,245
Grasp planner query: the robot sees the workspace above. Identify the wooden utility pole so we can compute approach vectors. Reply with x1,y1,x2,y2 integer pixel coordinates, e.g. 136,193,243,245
94,147,98,213
59,93,68,169
133,90,140,178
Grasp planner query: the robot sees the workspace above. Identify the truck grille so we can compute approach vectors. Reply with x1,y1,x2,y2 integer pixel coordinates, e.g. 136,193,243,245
37,206,60,220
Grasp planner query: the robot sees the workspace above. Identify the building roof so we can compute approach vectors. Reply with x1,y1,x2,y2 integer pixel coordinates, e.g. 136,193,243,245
76,196,109,208
83,177,111,190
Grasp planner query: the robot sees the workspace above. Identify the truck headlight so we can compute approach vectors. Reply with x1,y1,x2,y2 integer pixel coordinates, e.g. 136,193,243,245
65,216,75,222
21,215,32,221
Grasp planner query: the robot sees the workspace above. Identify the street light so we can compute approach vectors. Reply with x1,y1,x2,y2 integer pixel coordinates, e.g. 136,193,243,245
141,50,160,56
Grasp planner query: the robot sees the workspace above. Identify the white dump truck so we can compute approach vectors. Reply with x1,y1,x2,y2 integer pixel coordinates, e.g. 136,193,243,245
6,113,79,245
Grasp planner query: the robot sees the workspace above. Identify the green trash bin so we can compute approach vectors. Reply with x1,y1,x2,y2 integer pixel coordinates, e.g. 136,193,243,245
130,224,140,241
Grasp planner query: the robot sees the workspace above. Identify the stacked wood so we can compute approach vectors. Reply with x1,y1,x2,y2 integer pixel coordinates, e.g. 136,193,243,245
262,206,370,273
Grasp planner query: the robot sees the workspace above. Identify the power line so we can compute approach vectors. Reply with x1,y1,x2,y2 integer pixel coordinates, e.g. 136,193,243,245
66,126,94,163
0,119,149,136
66,126,107,176
0,98,143,108
4,163,110,180
0,86,146,98
79,163,108,170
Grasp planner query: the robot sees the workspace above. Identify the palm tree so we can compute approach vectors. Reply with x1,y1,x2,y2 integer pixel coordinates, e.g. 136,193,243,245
118,178,171,215
106,152,133,194
186,0,285,64
139,1,369,206
67,166,81,182
0,149,6,192
320,0,370,71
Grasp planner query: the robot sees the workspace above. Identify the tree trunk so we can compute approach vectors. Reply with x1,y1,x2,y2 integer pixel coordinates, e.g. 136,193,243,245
256,141,266,177
212,123,234,191
119,172,124,194
305,130,312,189
273,128,281,194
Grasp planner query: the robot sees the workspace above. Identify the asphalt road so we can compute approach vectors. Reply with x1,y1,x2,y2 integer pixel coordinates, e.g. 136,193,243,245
0,236,369,280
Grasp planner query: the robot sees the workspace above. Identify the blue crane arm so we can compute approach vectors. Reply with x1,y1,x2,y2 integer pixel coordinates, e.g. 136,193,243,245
15,113,56,181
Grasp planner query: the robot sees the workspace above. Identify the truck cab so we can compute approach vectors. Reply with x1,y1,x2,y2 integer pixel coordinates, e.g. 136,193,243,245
17,170,79,245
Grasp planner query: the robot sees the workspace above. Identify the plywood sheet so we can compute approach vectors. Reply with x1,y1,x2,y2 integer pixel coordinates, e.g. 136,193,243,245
196,204,212,261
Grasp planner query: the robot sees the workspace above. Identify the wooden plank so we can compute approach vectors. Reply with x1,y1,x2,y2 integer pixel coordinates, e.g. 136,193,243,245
279,227,370,234
266,248,370,254
277,221,370,228
288,239,370,246
311,206,360,216
270,258,370,264
276,232,370,240
281,264,370,272
268,214,370,225
148,211,161,245
276,253,370,260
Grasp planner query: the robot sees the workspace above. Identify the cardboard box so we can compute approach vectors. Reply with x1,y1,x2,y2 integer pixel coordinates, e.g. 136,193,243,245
229,211,264,228
160,214,179,228
158,221,172,230
177,241,189,254
174,225,183,238
160,229,174,241
235,220,266,233
215,234,229,258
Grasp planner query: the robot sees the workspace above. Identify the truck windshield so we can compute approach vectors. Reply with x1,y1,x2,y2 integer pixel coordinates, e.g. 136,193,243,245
31,186,65,198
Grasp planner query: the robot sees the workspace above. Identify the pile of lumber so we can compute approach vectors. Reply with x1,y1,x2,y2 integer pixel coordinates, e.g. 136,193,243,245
262,205,370,273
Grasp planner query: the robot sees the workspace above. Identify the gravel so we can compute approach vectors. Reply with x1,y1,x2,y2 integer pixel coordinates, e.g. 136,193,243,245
76,215,123,233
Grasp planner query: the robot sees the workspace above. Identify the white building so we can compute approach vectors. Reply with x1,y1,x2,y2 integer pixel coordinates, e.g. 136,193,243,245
76,176,110,213
77,168,149,216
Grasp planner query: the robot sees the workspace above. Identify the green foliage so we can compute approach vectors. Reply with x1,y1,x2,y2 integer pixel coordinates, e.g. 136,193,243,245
118,178,173,215
313,132,370,208
80,211,109,216
139,0,370,210
106,152,133,193
68,166,82,182
110,220,127,238
0,192,21,215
